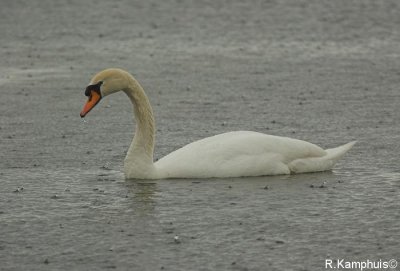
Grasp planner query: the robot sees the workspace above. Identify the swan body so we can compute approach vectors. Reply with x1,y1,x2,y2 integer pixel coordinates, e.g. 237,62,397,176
80,68,356,179
154,131,355,178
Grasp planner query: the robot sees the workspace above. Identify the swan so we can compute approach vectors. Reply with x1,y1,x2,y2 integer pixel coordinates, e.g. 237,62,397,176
80,68,356,179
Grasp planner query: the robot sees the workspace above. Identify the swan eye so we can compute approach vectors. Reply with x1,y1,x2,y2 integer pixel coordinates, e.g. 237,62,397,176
85,81,103,97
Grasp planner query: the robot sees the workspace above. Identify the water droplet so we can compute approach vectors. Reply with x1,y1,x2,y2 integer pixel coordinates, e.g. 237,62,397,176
101,162,111,170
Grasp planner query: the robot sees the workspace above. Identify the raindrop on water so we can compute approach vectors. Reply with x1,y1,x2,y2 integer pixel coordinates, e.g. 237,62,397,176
101,162,111,170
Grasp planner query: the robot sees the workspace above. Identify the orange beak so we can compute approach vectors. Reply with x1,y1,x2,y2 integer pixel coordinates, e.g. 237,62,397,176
80,90,102,118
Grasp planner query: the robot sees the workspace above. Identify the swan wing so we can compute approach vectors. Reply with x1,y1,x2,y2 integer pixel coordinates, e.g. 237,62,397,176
154,131,327,178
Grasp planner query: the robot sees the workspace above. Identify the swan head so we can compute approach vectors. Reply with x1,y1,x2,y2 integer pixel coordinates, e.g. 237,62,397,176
80,68,131,117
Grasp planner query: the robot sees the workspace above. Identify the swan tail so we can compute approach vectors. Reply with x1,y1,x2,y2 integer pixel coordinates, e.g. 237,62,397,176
288,141,356,173
324,141,357,162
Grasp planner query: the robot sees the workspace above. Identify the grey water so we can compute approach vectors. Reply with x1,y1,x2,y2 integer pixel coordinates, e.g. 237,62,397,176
1,0,400,270
2,166,399,270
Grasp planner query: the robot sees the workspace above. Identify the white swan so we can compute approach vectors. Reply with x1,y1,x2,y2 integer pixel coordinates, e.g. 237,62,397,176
80,68,356,179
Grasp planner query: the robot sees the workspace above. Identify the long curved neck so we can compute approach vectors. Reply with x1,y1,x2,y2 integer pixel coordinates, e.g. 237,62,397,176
123,76,155,167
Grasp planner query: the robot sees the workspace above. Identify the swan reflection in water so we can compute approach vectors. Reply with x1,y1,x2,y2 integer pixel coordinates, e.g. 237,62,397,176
125,180,159,214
